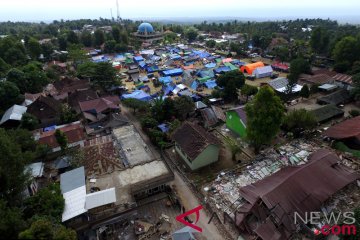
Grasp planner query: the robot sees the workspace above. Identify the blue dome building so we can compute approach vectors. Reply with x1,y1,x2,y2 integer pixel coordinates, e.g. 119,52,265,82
133,22,163,44
138,23,154,34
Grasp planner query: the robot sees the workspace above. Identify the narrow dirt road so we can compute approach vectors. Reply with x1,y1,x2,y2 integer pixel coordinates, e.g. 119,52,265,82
120,104,226,240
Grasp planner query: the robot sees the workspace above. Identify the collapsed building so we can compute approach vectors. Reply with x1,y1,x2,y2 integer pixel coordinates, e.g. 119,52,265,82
232,149,359,239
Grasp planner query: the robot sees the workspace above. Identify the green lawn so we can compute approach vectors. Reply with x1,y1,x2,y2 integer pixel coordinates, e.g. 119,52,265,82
226,111,246,137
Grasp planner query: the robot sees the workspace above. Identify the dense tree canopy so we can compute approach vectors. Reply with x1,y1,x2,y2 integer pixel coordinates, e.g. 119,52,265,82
216,70,245,102
332,36,360,72
282,109,317,137
245,86,285,152
77,61,118,90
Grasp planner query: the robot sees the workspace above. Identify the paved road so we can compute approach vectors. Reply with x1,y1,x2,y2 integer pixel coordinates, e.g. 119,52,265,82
120,104,225,240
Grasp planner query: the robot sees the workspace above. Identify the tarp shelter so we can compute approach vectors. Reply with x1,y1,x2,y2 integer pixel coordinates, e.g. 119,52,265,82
198,76,212,83
138,61,146,68
178,89,192,97
146,65,159,73
182,65,195,70
114,54,126,61
224,62,238,71
140,49,155,55
214,66,231,74
271,62,289,72
190,80,199,90
170,54,182,60
163,83,176,95
159,76,173,85
269,77,303,93
192,50,211,58
92,55,109,63
139,75,149,82
172,84,187,95
318,83,337,91
198,70,215,79
253,66,273,78
121,90,152,101
163,68,183,77
231,59,246,66
240,62,265,75
158,123,169,133
205,63,216,68
204,80,217,89
133,56,144,62
222,58,233,63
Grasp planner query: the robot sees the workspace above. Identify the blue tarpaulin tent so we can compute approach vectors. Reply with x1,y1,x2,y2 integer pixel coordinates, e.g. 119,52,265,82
198,70,215,78
121,90,151,101
205,63,217,68
193,50,211,58
146,65,159,73
204,80,217,89
139,75,149,82
214,66,231,74
134,56,144,62
159,76,173,85
170,54,182,60
138,61,146,68
163,83,176,95
163,68,183,77
158,123,169,133
190,80,198,90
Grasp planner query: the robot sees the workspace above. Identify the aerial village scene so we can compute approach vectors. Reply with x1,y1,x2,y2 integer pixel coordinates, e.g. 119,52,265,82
0,0,360,240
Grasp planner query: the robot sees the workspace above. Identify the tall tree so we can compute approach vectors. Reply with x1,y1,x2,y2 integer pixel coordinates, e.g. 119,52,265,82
55,130,68,151
77,62,118,90
0,57,10,77
0,81,23,111
216,70,245,102
66,31,79,44
94,29,105,47
351,73,360,101
26,38,42,60
310,27,329,54
0,200,26,239
80,31,92,47
112,26,121,43
245,86,285,152
173,96,194,120
0,129,30,205
185,27,198,42
286,58,310,95
333,36,360,71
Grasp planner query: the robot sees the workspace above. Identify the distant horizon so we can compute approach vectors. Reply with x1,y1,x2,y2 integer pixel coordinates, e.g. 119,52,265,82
2,15,360,25
1,0,360,24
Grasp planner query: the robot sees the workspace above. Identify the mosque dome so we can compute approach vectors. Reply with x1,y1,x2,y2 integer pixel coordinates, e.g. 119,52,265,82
138,22,154,33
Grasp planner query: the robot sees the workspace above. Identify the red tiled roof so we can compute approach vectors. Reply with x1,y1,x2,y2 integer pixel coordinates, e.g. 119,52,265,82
38,122,85,148
79,96,120,113
323,116,360,140
333,73,353,84
172,122,220,161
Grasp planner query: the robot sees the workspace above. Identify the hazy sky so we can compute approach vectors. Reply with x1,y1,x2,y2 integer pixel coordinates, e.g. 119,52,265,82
0,0,359,22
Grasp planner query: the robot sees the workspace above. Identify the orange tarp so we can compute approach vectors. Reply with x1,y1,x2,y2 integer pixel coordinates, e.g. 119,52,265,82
240,62,265,75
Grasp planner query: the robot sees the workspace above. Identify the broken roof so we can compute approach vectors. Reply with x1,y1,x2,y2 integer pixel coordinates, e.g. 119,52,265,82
200,108,218,127
317,89,351,105
311,105,344,123
172,122,220,161
79,96,120,114
237,149,359,235
323,116,360,140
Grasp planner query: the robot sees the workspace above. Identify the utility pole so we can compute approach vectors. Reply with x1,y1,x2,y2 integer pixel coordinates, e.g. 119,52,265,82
116,0,121,22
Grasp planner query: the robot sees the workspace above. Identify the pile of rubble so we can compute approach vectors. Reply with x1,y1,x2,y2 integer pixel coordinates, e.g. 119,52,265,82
204,140,322,215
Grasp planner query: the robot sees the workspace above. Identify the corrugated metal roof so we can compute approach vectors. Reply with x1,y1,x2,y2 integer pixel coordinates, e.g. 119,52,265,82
26,162,44,178
0,104,27,125
62,186,87,222
60,166,85,193
85,188,116,210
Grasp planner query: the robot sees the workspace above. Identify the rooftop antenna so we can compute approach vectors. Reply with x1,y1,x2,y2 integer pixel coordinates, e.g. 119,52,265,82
116,0,121,22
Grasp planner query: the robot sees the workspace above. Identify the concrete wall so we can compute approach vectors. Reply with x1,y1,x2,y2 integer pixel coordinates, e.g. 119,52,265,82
175,144,219,171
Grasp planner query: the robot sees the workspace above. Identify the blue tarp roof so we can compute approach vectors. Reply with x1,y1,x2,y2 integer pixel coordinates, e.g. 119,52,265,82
162,83,176,95
121,90,151,101
159,76,173,85
214,66,231,74
205,63,217,68
139,75,149,82
190,80,198,90
138,61,146,68
151,56,161,61
198,70,215,78
44,125,56,132
146,65,159,73
163,68,183,76
158,123,169,133
134,56,144,62
193,50,211,58
204,80,217,89
170,54,182,60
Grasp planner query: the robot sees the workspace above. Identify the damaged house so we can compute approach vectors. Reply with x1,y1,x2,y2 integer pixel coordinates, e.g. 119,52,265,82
233,149,359,239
